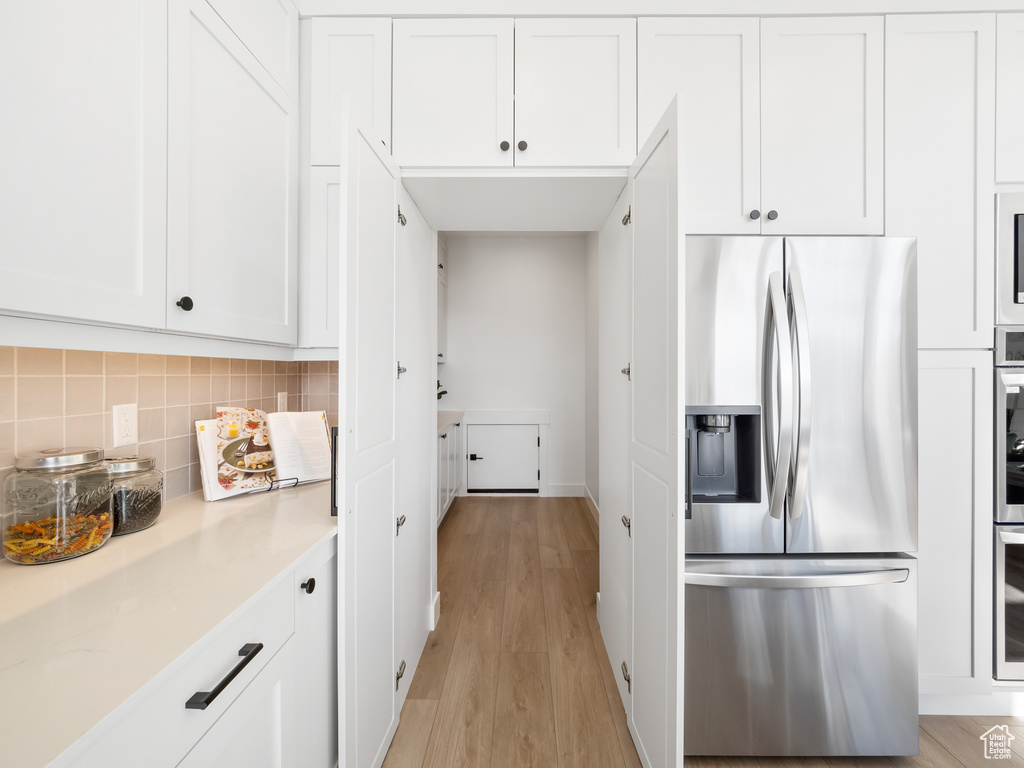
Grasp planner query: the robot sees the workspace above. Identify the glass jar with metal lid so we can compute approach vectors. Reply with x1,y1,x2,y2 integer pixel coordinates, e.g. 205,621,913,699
105,456,163,536
1,448,113,564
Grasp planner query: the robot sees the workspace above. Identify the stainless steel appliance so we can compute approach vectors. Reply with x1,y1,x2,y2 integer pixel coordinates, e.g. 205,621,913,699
996,193,1024,326
684,236,919,757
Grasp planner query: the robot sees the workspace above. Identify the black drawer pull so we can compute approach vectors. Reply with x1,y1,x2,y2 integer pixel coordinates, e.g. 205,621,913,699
185,643,264,710
301,578,316,594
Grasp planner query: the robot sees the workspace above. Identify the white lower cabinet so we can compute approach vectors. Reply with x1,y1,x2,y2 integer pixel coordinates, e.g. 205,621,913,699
918,350,994,698
438,420,460,523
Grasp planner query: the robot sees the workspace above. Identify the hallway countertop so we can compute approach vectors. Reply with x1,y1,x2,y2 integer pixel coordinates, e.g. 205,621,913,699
438,409,464,432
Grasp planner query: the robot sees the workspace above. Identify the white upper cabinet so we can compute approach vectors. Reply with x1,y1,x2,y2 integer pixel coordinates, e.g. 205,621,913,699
997,13,1024,183
638,18,760,234
759,16,884,235
392,19,514,167
308,18,391,164
0,0,167,328
514,18,637,167
392,17,635,167
886,14,995,350
299,166,341,348
166,0,298,345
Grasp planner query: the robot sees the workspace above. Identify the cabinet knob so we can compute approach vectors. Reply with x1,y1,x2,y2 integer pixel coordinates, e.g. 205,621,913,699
517,140,528,151
301,578,316,594
176,296,194,312
500,140,510,151
749,210,760,220
767,210,778,221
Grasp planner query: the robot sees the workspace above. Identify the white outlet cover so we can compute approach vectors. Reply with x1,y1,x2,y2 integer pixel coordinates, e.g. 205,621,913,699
112,403,138,448
277,391,288,412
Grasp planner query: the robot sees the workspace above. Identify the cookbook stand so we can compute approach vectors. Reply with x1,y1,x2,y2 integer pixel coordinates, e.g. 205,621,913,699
260,477,299,493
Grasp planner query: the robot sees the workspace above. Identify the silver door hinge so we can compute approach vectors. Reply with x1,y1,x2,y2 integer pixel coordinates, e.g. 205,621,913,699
622,206,631,226
397,361,407,379
621,515,631,537
537,469,541,480
537,436,540,447
395,659,407,690
621,661,631,694
397,205,407,226
396,514,407,536
621,363,631,380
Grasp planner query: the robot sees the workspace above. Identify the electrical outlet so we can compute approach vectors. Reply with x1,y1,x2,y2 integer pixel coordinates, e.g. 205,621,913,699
277,391,288,412
112,403,138,448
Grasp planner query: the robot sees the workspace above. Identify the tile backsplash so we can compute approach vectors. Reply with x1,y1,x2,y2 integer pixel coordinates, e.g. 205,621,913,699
0,347,338,502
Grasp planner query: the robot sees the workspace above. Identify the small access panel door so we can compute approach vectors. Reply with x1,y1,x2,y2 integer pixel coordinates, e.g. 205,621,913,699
466,424,540,493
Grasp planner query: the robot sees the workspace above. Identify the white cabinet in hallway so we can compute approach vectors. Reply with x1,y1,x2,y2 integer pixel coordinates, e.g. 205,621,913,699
886,14,995,350
466,424,540,492
437,419,461,524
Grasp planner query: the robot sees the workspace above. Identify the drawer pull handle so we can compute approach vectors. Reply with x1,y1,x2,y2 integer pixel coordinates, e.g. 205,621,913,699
301,578,316,594
185,643,264,710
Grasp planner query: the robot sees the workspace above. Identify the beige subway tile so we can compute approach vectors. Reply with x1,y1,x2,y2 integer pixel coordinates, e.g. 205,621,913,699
137,353,166,375
260,397,274,412
190,404,214,425
105,376,138,410
0,377,13,422
165,375,189,407
64,414,104,449
329,373,338,396
166,405,190,438
165,466,190,501
138,375,165,409
308,374,328,395
17,347,63,375
263,360,276,375
299,361,308,375
288,394,300,411
66,350,104,375
0,422,14,468
18,376,63,421
139,407,165,442
16,417,64,455
307,394,330,413
0,347,13,376
230,376,246,401
189,462,203,494
165,355,189,374
211,375,229,403
104,352,138,375
189,438,199,465
247,375,261,399
66,377,104,416
247,359,262,375
211,357,230,374
308,361,328,375
166,435,191,469
137,440,166,473
328,361,339,375
231,359,248,375
275,361,288,374
288,374,300,397
190,356,211,375
190,374,211,405
262,374,275,400
275,374,288,396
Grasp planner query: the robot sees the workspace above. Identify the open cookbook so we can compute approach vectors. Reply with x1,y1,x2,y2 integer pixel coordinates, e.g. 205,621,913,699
195,407,333,501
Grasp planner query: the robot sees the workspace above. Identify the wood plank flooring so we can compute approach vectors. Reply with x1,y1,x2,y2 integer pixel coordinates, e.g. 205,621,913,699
386,496,1017,768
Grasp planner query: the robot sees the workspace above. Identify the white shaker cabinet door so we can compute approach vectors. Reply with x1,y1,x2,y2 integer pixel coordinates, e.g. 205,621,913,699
166,0,297,345
300,166,340,348
886,14,995,350
760,16,884,235
437,273,447,363
308,18,391,164
917,351,993,698
638,17,760,235
997,14,1024,182
392,19,514,167
514,18,637,167
0,0,167,328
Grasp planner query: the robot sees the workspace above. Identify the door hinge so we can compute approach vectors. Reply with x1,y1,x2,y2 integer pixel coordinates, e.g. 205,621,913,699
537,436,540,447
622,206,631,226
621,363,631,380
395,659,407,691
621,515,631,537
621,661,631,694
537,469,541,480
396,514,407,536
397,205,407,226
397,361,407,379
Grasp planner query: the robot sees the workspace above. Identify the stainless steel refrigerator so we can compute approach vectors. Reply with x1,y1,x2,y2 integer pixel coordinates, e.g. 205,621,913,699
683,236,918,757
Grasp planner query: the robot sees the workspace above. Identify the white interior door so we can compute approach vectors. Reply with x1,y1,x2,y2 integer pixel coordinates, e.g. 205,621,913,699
598,186,634,712
338,103,400,768
628,98,684,768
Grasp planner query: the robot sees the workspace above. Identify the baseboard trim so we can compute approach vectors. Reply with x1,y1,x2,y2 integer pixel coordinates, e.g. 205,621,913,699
583,485,599,530
548,483,585,497
919,691,1024,715
431,591,441,630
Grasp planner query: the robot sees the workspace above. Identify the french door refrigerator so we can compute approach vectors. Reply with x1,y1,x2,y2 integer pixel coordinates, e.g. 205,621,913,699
683,236,918,757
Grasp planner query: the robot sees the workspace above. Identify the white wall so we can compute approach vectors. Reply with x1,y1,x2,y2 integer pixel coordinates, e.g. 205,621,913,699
443,234,586,493
584,232,600,507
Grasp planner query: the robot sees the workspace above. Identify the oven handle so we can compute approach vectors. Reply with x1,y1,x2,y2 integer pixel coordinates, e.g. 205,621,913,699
999,529,1024,544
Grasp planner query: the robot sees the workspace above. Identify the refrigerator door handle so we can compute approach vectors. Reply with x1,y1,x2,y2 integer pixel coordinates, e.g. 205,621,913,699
685,428,693,519
685,568,910,589
999,529,1024,544
787,266,811,521
762,271,794,521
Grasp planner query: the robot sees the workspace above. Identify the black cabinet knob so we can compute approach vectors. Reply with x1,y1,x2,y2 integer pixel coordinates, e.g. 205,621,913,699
517,140,528,151
749,210,760,220
500,141,510,151
301,578,316,595
176,296,194,311
767,210,778,221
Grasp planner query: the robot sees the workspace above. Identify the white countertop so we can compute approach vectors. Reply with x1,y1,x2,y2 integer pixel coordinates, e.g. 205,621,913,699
438,409,464,432
0,482,337,768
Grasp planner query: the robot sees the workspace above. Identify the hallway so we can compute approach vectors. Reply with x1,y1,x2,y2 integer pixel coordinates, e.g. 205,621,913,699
382,495,642,768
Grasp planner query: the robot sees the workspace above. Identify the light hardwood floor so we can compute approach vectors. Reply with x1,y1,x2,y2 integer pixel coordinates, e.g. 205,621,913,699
384,496,1020,768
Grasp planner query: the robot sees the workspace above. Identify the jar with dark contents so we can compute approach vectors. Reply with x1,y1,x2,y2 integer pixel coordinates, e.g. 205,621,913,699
105,457,163,536
2,448,113,564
